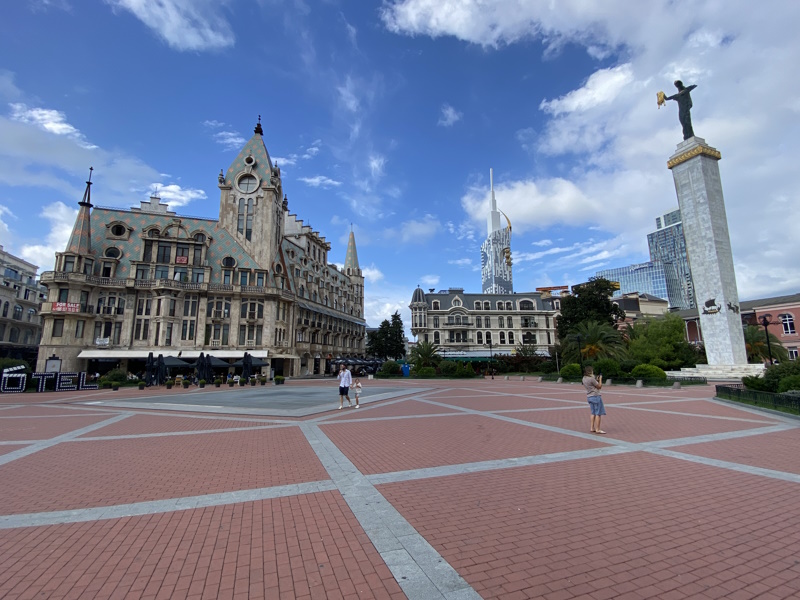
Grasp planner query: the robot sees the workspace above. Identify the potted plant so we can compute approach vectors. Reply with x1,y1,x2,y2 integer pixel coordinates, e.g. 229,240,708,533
274,375,285,385
165,379,174,390
199,379,206,388
259,376,266,386
138,381,146,390
214,378,222,388
227,379,235,387
182,379,190,389
239,378,246,386
112,383,120,391
250,378,256,386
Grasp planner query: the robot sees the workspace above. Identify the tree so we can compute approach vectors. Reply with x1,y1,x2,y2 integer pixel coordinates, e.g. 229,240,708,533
410,340,440,369
561,321,626,363
556,277,625,340
366,312,407,360
626,313,706,369
743,325,788,364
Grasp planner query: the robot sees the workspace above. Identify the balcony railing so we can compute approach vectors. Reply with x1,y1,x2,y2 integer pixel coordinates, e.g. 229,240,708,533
245,340,256,348
210,340,221,348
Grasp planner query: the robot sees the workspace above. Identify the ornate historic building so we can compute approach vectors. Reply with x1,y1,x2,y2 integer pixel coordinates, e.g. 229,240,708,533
0,245,47,364
409,287,560,360
37,119,366,376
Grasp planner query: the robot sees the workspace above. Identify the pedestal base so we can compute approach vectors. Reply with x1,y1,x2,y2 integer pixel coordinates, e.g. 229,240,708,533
667,363,765,382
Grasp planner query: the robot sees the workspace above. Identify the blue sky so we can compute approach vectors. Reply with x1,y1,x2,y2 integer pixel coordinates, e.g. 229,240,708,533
1,1,799,332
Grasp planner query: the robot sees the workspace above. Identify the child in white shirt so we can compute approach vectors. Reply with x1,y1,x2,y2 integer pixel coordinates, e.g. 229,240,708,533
354,378,362,408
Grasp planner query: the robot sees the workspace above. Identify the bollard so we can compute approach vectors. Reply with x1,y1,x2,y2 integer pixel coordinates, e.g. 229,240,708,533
537,377,543,382
557,377,564,384
504,375,509,380
606,378,612,386
672,381,681,389
520,376,525,381
636,380,644,388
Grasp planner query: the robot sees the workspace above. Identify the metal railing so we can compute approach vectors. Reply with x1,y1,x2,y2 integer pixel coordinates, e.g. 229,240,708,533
716,384,800,415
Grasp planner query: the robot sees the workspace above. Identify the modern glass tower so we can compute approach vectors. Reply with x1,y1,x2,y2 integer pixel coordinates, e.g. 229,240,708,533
595,262,669,301
480,169,513,294
647,209,695,309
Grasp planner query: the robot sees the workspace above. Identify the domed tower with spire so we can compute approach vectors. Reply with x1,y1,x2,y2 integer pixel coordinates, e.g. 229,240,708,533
218,116,285,266
409,286,428,339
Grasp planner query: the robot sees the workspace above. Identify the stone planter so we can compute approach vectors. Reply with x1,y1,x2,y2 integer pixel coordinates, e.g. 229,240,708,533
112,384,119,391
215,383,221,388
166,383,173,390
182,382,190,389
250,380,256,387
228,382,235,387
199,383,205,389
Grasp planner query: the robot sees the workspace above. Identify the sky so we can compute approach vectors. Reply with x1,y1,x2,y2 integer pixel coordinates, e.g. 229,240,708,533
1,1,799,335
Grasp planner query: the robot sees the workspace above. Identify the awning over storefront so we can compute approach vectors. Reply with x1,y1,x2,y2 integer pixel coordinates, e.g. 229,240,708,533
270,354,300,359
296,301,366,326
77,349,270,359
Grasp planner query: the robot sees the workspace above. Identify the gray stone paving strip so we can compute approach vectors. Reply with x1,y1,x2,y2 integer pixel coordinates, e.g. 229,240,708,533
0,413,133,467
0,413,114,419
614,404,776,424
367,446,633,486
300,423,481,600
645,423,796,448
0,440,41,445
72,423,293,442
647,447,800,485
711,396,800,423
0,480,337,529
76,405,292,424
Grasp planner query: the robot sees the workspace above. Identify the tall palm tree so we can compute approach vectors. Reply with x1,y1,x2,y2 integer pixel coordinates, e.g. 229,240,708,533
743,325,788,364
563,320,626,363
410,340,440,369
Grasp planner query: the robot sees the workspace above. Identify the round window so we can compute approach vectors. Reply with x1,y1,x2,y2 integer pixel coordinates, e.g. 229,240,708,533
238,174,258,193
111,224,126,236
222,257,236,268
105,247,121,259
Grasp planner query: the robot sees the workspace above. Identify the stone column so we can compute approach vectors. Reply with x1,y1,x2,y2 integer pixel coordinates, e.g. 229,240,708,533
668,137,747,365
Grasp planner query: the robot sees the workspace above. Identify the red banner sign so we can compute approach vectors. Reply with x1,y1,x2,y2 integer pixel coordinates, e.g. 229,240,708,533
175,256,188,264
53,302,81,313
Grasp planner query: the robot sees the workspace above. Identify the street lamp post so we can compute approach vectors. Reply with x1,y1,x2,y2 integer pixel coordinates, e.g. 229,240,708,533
760,314,776,365
488,338,494,379
576,334,583,371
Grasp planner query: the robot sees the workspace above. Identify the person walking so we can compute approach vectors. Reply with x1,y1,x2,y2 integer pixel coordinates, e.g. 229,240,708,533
582,366,606,434
353,378,362,408
337,364,353,409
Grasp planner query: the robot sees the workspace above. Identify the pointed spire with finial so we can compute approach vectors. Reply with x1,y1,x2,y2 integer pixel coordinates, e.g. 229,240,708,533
254,114,263,136
344,227,361,276
66,167,94,255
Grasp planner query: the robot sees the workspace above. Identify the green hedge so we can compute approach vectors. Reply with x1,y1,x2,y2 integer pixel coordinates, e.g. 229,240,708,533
631,364,667,380
559,363,582,379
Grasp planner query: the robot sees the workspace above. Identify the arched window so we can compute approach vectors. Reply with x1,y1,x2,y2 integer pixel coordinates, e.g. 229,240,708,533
498,316,504,328
9,327,19,343
496,301,503,310
508,331,514,344
483,301,490,310
476,331,483,344
506,302,512,310
520,300,534,310
27,308,36,322
476,316,482,327
523,332,536,344
432,301,440,310
507,316,513,327
485,331,492,344
434,331,440,344
222,257,236,268
474,301,481,309
148,229,160,238
780,314,796,335
2,301,8,317
453,299,461,307
455,314,462,324
499,332,506,344
299,285,305,297
12,305,22,320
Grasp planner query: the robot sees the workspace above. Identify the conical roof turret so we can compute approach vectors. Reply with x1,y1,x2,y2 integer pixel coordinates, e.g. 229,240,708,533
344,230,360,276
65,168,94,256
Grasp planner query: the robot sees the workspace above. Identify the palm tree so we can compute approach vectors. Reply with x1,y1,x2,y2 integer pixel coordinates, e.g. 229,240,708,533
743,325,788,364
562,320,626,363
410,340,440,369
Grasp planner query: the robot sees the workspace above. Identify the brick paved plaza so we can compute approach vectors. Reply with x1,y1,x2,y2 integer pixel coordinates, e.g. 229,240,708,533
1,379,799,599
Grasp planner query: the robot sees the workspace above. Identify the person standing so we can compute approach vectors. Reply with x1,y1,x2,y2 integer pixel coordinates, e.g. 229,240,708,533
582,366,606,434
337,364,353,409
353,378,362,409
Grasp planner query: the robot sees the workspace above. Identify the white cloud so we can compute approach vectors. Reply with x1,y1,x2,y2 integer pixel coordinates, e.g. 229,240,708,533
0,204,14,245
420,274,439,287
202,119,225,128
445,220,476,242
0,71,21,101
10,103,97,149
337,76,361,113
396,214,440,243
362,264,384,283
104,0,234,51
149,183,206,208
298,175,342,188
532,239,553,247
212,131,246,151
448,258,472,267
301,140,322,159
540,64,634,116
437,103,462,127
273,155,298,166
369,154,386,178
18,201,77,272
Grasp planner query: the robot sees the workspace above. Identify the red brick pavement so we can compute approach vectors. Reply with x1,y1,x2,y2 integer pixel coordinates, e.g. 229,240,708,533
0,428,328,514
672,429,800,476
379,452,800,600
0,491,404,600
0,415,119,441
78,414,278,437
623,399,779,421
426,392,576,411
512,404,769,443
0,405,104,416
0,445,27,456
321,414,605,475
327,399,461,420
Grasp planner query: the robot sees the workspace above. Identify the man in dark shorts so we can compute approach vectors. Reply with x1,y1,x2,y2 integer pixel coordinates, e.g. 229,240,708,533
337,364,353,409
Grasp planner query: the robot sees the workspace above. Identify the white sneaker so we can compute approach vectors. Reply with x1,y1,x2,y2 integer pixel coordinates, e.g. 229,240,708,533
338,406,342,410
355,404,360,408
